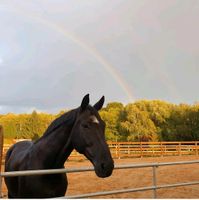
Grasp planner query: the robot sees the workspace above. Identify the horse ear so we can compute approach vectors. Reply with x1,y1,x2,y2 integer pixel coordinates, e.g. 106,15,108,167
80,94,90,111
94,96,105,111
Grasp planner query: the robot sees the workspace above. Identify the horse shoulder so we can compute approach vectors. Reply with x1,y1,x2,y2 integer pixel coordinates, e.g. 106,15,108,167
5,141,33,171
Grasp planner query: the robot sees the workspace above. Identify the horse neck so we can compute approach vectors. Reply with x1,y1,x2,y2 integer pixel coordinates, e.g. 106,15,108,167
34,110,78,168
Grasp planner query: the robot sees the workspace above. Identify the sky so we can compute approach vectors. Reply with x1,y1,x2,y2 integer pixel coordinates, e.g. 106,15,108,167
0,0,199,114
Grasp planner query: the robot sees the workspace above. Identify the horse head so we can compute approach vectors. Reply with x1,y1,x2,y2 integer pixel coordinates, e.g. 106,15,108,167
71,94,114,178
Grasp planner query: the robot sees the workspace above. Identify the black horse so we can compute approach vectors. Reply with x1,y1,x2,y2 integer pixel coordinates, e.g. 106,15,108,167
5,94,114,198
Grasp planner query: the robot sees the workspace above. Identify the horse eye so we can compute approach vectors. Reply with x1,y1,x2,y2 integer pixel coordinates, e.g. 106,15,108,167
82,124,89,129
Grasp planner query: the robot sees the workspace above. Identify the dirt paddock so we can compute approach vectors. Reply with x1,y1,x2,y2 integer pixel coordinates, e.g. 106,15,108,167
2,155,199,198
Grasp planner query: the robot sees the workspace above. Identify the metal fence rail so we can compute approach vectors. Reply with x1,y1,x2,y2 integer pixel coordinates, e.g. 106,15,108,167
1,160,199,198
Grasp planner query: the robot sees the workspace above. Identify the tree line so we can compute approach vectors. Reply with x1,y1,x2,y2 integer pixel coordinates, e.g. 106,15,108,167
1,100,199,141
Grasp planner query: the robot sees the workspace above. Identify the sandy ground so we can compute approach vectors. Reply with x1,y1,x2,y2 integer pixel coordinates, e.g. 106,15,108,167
2,155,199,198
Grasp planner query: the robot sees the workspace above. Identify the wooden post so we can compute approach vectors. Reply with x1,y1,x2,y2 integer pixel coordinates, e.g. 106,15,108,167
178,142,181,156
195,142,198,156
128,144,130,155
160,142,163,157
165,145,167,156
115,143,118,159
0,125,4,198
152,143,155,157
118,142,121,159
140,142,143,158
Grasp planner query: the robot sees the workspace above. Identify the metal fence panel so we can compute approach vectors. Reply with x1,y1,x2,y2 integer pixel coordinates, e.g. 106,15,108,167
1,160,199,198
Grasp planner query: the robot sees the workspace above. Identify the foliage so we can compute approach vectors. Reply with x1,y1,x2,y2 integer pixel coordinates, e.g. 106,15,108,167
1,100,199,141
120,104,158,141
100,102,124,141
0,112,54,140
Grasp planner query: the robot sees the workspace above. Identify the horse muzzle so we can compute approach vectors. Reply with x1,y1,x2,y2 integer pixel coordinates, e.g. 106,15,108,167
94,159,114,178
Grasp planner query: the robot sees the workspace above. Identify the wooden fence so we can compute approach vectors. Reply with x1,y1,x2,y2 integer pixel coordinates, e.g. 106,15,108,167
108,141,199,159
2,141,199,162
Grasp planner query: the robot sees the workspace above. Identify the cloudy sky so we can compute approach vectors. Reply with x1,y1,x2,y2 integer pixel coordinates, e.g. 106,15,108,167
0,0,199,114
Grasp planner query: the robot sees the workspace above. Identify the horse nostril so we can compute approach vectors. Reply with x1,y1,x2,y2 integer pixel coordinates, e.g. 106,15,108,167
101,163,105,170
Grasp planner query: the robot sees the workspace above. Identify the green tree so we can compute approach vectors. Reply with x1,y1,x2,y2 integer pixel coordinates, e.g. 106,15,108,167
134,100,173,140
100,102,124,141
120,104,158,142
22,111,41,140
0,113,18,138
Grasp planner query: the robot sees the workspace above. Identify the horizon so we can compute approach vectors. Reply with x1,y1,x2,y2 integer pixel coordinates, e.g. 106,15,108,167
1,98,199,115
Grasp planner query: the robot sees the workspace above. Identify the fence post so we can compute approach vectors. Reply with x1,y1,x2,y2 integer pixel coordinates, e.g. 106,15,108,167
179,142,181,156
0,125,4,198
140,142,143,158
195,142,198,156
128,144,130,155
152,143,155,157
118,142,121,159
152,165,158,198
160,142,163,157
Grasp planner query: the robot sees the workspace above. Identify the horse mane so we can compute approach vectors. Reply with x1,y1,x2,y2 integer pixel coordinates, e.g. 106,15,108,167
35,108,79,142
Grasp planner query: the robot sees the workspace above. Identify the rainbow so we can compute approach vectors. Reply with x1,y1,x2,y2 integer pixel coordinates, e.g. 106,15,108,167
1,6,135,102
